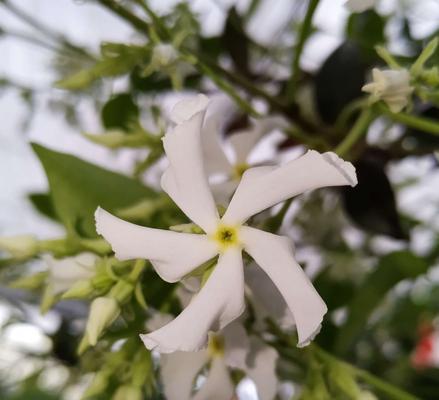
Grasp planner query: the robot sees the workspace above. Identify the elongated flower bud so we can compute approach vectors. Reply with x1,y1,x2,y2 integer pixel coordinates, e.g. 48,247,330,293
86,297,120,346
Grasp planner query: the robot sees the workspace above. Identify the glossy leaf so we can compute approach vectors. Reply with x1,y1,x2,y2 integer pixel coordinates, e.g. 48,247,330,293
32,144,157,237
342,158,407,239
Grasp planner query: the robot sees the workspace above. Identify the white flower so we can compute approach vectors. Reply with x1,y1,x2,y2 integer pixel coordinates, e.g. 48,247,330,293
345,0,377,13
202,95,288,204
362,68,413,113
0,234,38,258
95,94,357,353
159,319,278,400
86,297,120,345
45,253,97,295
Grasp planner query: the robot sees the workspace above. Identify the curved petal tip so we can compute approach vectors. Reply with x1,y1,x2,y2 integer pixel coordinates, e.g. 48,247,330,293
322,151,358,187
170,94,210,125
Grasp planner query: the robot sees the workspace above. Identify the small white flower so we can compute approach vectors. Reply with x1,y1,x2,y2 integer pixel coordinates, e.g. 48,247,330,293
362,68,414,113
95,94,357,353
159,319,278,400
203,95,288,204
345,0,377,13
0,234,38,258
45,253,97,295
86,297,120,345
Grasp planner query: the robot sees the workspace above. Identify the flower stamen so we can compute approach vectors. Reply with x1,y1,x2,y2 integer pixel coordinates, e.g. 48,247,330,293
213,225,240,251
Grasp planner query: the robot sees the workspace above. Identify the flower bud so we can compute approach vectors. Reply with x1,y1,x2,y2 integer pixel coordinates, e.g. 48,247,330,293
0,235,38,258
82,371,110,398
152,43,178,67
62,280,94,299
362,68,413,113
112,385,142,400
86,297,120,346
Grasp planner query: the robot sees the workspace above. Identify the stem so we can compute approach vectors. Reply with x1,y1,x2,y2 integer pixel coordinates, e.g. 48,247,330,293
287,0,320,96
314,346,420,400
378,103,439,135
2,0,92,59
129,259,147,282
97,0,150,33
263,199,293,233
133,0,170,40
335,107,374,157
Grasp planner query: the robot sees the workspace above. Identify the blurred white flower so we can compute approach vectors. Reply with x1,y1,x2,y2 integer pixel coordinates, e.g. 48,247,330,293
203,95,288,205
362,68,413,113
95,94,357,353
345,0,377,13
45,252,97,295
0,234,38,258
159,319,278,400
152,43,178,67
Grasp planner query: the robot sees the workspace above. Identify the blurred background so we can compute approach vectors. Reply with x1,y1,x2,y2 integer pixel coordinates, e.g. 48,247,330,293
1,0,439,399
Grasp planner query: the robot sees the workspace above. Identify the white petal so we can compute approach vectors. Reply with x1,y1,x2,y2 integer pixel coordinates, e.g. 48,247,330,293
241,227,327,347
161,350,209,400
223,320,250,370
202,96,234,176
193,357,235,400
140,249,245,353
95,208,217,283
170,94,210,124
162,98,219,233
211,180,239,207
230,116,287,164
246,338,278,400
245,263,295,331
223,150,357,225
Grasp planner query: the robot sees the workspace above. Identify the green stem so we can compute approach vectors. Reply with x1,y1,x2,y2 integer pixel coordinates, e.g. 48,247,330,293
97,0,150,33
335,107,374,157
378,103,439,135
263,199,293,233
314,346,420,400
129,259,147,282
287,0,320,96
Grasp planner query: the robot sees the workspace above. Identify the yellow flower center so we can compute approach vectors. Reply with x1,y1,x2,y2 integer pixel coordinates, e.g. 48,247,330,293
213,224,240,251
233,162,249,180
208,333,224,357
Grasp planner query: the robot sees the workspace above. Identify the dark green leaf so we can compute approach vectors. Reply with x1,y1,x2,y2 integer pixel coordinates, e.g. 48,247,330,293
222,7,251,77
346,10,386,50
101,93,139,131
334,251,428,355
32,143,157,237
342,157,408,239
315,41,368,124
28,192,58,222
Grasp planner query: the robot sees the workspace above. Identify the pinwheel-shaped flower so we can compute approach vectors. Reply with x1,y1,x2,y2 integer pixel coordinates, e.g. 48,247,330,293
95,94,357,353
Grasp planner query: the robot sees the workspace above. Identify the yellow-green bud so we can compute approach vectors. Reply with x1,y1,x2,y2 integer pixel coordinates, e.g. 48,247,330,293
62,280,94,299
86,297,120,346
0,235,38,258
109,280,134,304
112,385,142,400
82,371,110,398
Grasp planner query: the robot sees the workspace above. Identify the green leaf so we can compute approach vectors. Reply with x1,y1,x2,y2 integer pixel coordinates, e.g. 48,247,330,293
32,143,157,237
334,251,428,355
346,10,386,50
101,93,139,131
28,192,58,222
56,44,148,90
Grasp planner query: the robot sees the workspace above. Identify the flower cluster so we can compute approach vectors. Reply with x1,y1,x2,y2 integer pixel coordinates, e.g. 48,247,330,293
95,94,358,354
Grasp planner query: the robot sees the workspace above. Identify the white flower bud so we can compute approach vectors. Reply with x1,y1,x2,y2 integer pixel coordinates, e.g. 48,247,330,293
45,253,97,295
362,68,413,113
86,297,120,346
112,385,142,400
345,0,377,13
83,371,110,398
152,43,178,67
0,235,38,258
